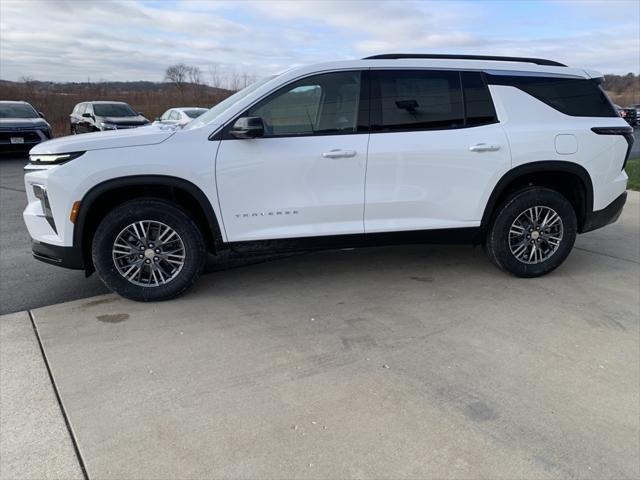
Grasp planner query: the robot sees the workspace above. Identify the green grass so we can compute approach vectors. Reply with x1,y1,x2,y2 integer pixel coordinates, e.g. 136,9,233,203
626,157,640,191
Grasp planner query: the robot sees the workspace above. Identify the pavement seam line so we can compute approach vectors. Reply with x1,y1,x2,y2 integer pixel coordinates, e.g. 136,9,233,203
573,246,640,265
27,310,90,480
0,185,26,193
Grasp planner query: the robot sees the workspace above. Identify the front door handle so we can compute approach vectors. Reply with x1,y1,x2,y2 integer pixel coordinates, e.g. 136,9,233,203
469,143,501,152
322,149,357,158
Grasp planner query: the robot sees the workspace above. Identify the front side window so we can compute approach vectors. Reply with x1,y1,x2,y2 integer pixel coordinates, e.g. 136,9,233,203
247,71,362,137
372,70,464,132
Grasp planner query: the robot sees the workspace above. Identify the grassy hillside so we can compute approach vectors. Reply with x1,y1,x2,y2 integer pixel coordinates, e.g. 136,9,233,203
603,73,639,107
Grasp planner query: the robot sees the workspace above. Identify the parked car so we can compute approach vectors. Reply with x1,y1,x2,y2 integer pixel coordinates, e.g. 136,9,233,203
155,107,208,126
0,101,52,151
624,104,640,126
24,54,633,301
69,101,149,134
615,104,638,126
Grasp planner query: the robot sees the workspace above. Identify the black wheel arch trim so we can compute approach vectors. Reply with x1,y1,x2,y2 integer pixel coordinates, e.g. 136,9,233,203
480,161,594,234
73,175,224,271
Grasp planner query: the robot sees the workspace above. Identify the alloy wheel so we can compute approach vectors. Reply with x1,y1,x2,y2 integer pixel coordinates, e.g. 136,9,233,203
112,220,186,287
509,206,563,264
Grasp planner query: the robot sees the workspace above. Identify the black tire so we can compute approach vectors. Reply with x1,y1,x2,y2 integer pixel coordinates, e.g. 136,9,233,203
92,199,206,301
71,126,77,135
485,187,577,277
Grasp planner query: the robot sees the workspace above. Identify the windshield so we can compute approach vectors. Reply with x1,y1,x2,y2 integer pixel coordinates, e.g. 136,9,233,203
0,103,39,119
186,75,277,129
184,109,207,119
93,103,138,117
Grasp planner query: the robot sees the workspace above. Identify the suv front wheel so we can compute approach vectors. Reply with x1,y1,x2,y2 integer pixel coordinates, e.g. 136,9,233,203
485,187,577,277
92,199,206,301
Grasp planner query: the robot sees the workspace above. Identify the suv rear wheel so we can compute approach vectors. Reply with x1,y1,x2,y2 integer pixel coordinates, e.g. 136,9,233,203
485,187,577,277
92,199,206,301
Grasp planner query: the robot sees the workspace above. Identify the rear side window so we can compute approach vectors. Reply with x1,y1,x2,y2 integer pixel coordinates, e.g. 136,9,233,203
371,70,464,131
461,71,497,126
486,74,617,117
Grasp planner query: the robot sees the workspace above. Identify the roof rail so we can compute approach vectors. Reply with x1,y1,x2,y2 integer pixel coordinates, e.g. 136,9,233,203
363,54,567,67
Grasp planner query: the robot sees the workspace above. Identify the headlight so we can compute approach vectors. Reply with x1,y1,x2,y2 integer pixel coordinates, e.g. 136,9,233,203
100,122,118,130
29,152,84,165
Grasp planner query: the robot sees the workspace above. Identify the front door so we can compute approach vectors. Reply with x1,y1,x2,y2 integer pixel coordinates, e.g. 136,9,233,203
215,70,369,243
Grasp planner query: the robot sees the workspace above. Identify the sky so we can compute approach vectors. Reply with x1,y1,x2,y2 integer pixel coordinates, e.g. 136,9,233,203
0,0,638,85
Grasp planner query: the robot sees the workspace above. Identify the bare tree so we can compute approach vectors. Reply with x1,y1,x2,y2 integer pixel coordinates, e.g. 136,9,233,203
187,65,202,85
208,63,222,89
165,63,190,92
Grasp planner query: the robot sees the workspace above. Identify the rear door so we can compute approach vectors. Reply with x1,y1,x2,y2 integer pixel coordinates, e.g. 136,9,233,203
215,70,370,243
365,69,511,232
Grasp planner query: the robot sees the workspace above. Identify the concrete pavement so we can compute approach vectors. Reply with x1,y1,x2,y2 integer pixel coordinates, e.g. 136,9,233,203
0,312,83,480
8,191,636,479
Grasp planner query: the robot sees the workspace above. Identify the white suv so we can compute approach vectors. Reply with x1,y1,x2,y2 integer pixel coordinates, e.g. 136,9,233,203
24,54,633,301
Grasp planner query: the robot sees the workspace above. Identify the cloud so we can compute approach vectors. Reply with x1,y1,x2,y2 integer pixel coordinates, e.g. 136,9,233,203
0,0,637,84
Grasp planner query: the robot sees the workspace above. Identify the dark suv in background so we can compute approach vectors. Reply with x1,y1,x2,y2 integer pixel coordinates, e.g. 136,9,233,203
70,101,150,134
0,101,52,152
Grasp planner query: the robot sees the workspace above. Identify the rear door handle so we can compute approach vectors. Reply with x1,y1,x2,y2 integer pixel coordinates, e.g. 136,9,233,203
469,143,501,152
322,149,357,158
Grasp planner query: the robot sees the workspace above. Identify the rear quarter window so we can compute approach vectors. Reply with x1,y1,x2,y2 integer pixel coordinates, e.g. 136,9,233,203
486,74,617,117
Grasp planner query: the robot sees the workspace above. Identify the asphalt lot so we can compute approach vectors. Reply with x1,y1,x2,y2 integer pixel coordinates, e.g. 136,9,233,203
0,155,286,314
0,154,109,314
1,127,639,314
4,191,636,479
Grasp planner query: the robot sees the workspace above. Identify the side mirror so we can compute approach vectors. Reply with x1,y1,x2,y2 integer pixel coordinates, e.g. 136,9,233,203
38,111,45,118
155,117,161,122
82,112,92,118
230,116,264,139
138,112,144,116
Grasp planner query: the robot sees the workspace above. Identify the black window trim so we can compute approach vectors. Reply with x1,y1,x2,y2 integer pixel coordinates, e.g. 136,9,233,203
368,68,499,135
217,69,371,141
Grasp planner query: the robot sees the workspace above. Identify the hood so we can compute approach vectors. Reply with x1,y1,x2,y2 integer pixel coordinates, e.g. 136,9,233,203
30,124,175,155
0,118,50,129
101,115,149,124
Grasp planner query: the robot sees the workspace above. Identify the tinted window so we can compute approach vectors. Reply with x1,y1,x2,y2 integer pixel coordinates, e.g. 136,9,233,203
372,70,464,131
184,109,206,119
486,74,617,117
0,103,38,119
461,71,497,126
248,71,362,137
93,103,137,117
